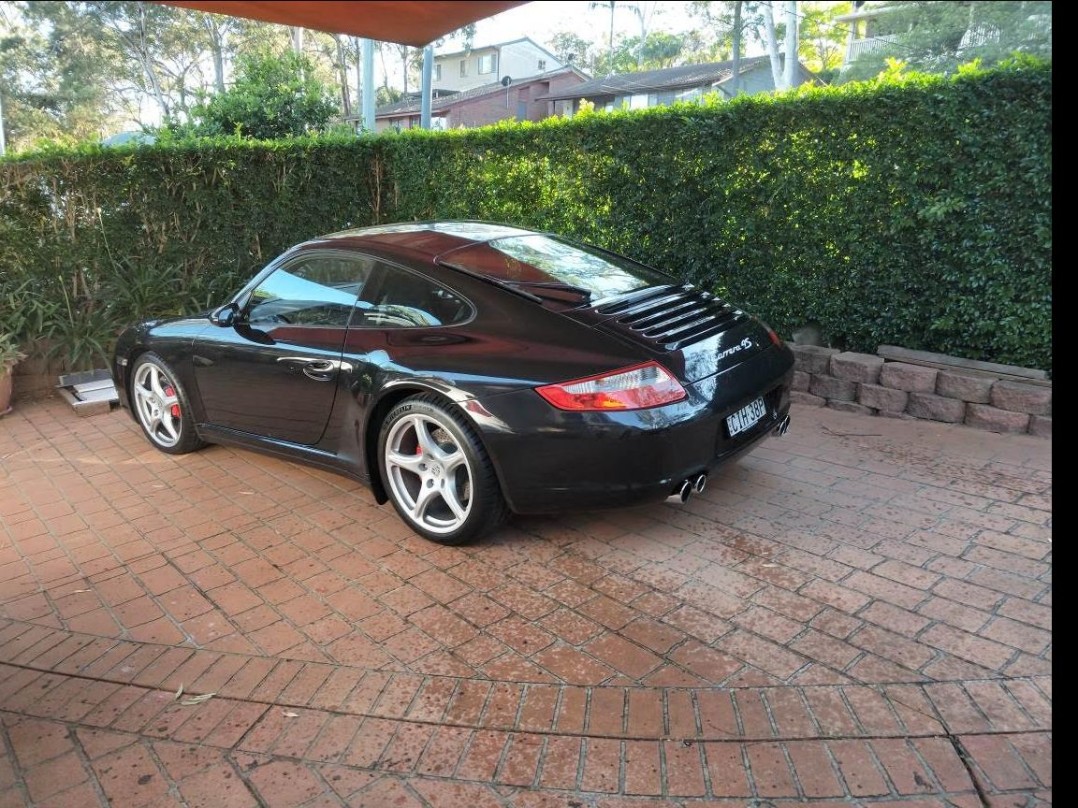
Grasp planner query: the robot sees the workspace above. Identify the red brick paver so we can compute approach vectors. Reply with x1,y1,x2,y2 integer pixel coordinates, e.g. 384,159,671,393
0,399,1051,804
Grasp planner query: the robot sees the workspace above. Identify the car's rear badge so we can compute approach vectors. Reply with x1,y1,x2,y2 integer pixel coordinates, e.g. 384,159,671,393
718,337,754,361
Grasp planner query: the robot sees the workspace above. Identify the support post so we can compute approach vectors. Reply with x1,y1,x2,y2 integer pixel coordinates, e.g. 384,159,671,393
362,38,376,131
420,45,434,128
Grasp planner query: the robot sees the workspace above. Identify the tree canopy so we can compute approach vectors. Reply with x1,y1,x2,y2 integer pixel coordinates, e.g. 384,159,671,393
176,50,337,139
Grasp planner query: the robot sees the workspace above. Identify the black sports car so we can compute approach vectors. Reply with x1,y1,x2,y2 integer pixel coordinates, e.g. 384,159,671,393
113,222,794,544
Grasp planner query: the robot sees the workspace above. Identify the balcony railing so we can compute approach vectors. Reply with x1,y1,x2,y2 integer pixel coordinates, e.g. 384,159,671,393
846,36,896,62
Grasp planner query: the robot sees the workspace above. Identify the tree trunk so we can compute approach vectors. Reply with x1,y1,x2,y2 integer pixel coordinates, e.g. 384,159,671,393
334,35,351,116
401,46,409,95
783,1,799,90
355,36,363,120
762,3,783,88
730,1,742,96
136,4,171,118
207,17,226,93
291,26,304,55
609,1,616,58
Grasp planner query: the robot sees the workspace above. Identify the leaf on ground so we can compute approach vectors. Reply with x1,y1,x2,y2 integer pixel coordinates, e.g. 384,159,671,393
180,692,216,705
174,683,184,701
282,710,300,718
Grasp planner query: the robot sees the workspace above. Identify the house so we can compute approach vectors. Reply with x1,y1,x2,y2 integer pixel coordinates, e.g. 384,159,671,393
432,37,565,93
833,2,1052,70
374,67,588,132
833,4,904,68
537,55,815,114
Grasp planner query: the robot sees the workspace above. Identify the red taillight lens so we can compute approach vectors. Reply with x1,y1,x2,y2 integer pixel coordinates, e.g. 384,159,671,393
536,361,687,411
757,319,783,346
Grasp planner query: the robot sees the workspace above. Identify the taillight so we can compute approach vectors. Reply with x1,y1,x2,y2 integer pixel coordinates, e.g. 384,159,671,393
536,361,687,411
758,318,783,346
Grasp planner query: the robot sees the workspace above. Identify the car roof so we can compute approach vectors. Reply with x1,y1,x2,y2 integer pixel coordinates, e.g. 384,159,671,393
316,221,538,262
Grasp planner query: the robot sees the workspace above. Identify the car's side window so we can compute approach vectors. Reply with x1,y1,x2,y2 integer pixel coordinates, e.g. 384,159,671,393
247,253,376,328
353,263,471,329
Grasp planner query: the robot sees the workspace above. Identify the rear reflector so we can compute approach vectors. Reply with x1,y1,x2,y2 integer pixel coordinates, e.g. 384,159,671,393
536,361,687,411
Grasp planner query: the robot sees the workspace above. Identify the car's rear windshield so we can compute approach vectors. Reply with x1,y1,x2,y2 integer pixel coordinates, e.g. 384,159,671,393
440,235,671,304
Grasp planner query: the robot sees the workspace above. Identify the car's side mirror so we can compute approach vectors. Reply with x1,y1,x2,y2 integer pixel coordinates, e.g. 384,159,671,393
210,302,238,327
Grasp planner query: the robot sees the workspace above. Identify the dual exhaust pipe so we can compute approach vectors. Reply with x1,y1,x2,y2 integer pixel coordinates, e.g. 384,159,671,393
667,414,791,505
668,473,708,504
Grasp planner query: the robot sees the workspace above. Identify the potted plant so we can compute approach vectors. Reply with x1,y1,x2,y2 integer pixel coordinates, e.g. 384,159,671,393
0,333,27,417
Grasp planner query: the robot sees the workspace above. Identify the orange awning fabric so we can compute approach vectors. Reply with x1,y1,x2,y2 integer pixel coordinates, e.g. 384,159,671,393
161,1,527,47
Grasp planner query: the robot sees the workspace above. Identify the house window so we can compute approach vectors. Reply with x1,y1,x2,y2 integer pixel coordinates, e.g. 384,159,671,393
537,59,547,71
478,53,496,74
459,59,467,77
434,63,442,81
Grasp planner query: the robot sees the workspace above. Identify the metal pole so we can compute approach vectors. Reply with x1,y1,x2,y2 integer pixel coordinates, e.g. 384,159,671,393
420,45,433,129
361,38,376,131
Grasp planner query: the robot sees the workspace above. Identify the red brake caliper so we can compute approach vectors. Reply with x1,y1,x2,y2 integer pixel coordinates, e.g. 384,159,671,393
165,386,180,418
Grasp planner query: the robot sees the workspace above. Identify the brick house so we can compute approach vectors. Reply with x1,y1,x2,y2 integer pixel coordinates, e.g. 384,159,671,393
538,54,816,113
374,67,589,132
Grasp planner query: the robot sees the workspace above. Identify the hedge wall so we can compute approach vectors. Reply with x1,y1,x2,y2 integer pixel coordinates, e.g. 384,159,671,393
0,61,1052,372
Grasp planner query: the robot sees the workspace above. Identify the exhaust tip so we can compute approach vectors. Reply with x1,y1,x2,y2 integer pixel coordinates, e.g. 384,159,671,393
774,415,791,436
679,479,692,502
693,474,707,494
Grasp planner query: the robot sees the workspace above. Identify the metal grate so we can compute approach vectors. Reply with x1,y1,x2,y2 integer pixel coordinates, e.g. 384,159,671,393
597,284,747,350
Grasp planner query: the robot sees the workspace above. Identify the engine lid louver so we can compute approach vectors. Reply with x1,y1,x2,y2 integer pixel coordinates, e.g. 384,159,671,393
597,284,747,350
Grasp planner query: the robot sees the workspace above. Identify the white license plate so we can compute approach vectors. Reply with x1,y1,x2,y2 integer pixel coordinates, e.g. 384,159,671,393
726,397,767,437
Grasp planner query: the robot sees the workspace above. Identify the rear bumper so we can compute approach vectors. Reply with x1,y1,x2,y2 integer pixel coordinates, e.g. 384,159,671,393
473,344,794,514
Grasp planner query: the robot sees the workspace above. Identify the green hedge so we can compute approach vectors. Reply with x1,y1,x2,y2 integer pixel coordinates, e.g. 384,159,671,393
0,61,1052,372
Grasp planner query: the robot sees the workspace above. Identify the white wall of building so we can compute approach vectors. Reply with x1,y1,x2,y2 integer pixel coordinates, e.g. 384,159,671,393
433,39,563,92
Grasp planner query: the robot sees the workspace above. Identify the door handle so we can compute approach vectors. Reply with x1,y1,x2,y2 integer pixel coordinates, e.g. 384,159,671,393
276,356,351,381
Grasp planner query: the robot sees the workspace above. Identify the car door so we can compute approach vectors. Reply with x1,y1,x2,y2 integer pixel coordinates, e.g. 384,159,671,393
193,251,376,445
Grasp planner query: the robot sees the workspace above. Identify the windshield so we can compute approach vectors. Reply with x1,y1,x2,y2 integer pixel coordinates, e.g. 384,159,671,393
441,235,671,303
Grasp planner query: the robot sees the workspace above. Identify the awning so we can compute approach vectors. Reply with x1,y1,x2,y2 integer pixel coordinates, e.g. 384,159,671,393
161,1,527,47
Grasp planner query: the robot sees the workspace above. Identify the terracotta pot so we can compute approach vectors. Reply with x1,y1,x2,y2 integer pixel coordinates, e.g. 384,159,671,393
0,369,12,415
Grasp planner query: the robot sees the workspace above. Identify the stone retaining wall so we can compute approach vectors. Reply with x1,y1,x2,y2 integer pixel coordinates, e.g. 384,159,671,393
789,346,1051,438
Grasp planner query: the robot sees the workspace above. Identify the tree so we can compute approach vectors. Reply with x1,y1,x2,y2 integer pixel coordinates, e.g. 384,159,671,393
594,31,688,73
689,2,773,92
0,1,122,149
82,1,215,120
183,50,337,139
799,1,851,80
550,31,592,69
843,1,1052,81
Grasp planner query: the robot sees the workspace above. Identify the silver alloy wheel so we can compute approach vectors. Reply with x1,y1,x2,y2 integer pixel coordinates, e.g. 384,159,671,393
383,413,474,536
132,361,183,449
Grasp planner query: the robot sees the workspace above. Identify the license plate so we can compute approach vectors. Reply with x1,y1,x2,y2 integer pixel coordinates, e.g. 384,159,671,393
726,397,767,437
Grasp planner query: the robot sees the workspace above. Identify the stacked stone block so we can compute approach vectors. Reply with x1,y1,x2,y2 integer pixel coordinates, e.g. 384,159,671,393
789,346,1051,438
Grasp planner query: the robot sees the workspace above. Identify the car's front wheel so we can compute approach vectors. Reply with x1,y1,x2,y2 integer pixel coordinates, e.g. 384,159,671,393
130,353,205,455
378,394,507,544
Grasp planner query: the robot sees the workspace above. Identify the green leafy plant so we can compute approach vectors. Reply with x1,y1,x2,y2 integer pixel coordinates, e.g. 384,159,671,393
0,332,27,371
0,60,1053,373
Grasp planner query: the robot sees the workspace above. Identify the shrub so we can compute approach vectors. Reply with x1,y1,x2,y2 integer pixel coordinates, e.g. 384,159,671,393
0,61,1052,372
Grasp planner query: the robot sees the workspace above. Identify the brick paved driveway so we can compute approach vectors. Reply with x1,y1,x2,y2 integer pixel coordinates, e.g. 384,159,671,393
0,398,1051,806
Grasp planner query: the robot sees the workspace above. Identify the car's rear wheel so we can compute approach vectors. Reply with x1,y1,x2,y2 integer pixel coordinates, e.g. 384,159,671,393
378,394,507,544
130,353,205,454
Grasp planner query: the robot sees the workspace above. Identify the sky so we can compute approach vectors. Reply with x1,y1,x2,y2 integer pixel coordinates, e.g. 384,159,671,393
442,1,718,56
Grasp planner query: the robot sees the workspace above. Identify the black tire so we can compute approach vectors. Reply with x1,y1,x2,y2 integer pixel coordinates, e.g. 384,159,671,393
378,394,508,544
129,353,205,455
